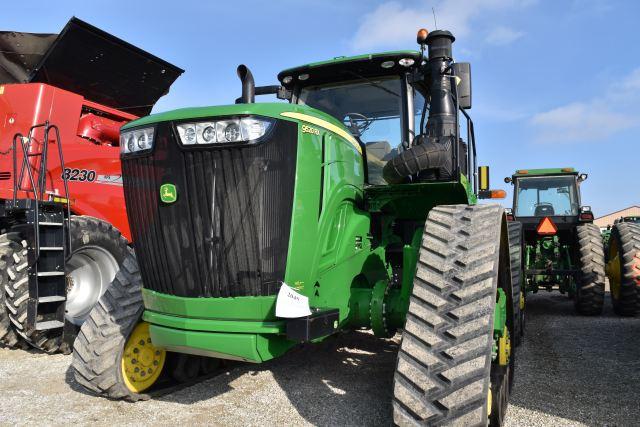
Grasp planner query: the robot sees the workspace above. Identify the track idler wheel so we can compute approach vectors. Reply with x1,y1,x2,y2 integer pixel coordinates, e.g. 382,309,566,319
121,322,167,394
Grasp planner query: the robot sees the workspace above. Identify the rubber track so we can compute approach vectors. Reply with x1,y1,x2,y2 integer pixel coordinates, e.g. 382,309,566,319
574,223,605,315
393,204,504,426
0,234,21,347
610,223,640,316
71,248,147,401
507,221,523,346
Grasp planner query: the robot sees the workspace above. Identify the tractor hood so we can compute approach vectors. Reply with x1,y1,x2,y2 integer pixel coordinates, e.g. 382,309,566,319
0,17,183,116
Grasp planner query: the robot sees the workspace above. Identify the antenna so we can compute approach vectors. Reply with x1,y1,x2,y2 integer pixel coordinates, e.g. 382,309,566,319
432,7,438,29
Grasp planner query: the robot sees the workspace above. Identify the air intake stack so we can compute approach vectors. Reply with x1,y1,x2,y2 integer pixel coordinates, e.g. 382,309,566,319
424,30,457,139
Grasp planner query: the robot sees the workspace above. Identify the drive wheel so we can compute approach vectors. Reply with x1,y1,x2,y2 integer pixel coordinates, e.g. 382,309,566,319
392,204,513,426
4,216,129,352
72,251,165,400
507,221,524,346
0,234,22,348
574,223,605,315
607,223,640,316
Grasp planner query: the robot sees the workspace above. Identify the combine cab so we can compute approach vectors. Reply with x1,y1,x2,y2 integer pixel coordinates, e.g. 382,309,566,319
73,28,522,425
506,168,605,315
0,18,182,352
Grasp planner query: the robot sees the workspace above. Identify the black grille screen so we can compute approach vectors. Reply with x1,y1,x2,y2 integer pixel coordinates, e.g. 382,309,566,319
123,120,297,297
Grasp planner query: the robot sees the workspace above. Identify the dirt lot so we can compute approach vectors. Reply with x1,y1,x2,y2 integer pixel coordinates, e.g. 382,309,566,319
0,292,638,426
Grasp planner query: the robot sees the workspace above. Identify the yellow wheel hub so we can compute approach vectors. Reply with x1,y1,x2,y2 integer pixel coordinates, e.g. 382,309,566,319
607,239,622,299
498,326,511,366
121,322,166,393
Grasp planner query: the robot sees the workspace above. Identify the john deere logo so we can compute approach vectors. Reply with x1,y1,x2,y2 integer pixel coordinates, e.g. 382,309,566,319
160,183,177,204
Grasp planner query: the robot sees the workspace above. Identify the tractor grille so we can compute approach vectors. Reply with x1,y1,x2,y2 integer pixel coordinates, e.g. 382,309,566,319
122,120,297,298
0,172,10,181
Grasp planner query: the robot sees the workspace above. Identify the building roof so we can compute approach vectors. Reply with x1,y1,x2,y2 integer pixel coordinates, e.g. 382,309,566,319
594,205,640,228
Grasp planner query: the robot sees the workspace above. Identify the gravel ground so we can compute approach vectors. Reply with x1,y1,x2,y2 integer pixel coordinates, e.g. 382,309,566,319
0,292,638,426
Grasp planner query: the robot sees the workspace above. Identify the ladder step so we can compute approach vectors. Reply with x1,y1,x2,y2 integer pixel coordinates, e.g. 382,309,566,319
38,295,66,303
40,246,64,251
37,271,65,277
38,222,63,226
35,320,64,331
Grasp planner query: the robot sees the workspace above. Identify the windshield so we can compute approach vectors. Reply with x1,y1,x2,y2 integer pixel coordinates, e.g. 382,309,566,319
298,78,404,185
514,175,579,217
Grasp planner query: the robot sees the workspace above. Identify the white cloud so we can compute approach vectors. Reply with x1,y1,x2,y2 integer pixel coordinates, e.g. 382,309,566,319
485,26,524,45
530,67,640,143
349,0,532,51
531,102,637,142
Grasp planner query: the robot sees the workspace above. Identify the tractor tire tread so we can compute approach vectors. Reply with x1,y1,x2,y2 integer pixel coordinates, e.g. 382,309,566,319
610,223,640,316
575,223,606,315
393,204,504,426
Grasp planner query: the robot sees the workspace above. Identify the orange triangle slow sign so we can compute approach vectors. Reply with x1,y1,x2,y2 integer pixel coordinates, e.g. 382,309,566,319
537,217,558,235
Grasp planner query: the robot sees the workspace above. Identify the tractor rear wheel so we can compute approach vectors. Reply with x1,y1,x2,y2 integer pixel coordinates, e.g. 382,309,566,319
607,223,640,316
392,204,513,426
0,234,22,348
72,250,162,400
3,216,129,352
574,223,605,315
507,221,524,346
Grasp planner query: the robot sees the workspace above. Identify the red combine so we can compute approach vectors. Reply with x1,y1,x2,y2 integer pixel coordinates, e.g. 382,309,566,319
0,18,182,352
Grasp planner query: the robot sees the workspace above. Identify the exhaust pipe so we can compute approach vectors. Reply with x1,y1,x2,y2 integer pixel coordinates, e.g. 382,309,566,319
237,64,255,104
425,30,456,139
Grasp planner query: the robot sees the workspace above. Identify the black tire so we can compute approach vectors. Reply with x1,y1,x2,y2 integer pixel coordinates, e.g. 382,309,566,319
608,223,640,316
393,204,512,426
507,221,524,346
383,137,455,184
0,234,22,348
574,223,606,315
72,250,148,401
4,216,129,352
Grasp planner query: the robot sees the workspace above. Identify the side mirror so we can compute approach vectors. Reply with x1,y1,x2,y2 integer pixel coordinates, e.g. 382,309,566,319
452,62,472,109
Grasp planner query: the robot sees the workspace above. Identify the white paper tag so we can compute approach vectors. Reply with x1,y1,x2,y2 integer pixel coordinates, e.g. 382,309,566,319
275,283,312,318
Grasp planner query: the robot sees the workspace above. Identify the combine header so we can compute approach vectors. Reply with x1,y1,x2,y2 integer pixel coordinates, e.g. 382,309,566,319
0,18,182,352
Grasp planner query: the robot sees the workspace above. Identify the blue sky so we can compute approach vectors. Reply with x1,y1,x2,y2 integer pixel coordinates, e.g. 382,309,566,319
2,0,638,216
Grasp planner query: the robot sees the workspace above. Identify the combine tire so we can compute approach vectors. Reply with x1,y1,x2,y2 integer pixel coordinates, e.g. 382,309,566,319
607,223,640,316
4,216,129,352
393,204,513,426
0,234,21,348
72,250,161,401
574,223,605,315
507,221,524,346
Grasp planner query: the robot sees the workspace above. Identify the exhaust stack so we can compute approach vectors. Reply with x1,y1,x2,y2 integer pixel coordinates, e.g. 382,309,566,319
237,64,255,104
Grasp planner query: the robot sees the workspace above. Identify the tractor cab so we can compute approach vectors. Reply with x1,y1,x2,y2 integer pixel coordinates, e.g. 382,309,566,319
507,168,592,233
277,51,424,185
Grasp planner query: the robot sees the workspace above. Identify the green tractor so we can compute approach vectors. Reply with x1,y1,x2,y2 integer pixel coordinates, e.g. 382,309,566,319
604,220,640,316
73,28,521,425
505,168,605,315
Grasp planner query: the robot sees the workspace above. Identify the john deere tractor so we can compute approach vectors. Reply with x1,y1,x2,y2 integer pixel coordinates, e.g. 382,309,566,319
506,168,605,315
73,29,521,425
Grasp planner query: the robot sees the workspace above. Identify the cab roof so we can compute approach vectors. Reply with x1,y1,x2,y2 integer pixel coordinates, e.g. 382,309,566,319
512,168,578,178
277,50,422,88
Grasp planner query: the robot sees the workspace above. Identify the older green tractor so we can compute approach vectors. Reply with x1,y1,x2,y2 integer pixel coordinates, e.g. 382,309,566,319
73,28,521,425
506,168,605,315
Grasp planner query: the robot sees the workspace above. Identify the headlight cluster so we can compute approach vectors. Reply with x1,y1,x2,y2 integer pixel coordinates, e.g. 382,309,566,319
176,117,274,145
120,127,155,154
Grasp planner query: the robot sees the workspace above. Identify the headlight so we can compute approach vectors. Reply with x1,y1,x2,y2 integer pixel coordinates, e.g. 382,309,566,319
176,116,274,145
120,126,155,155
